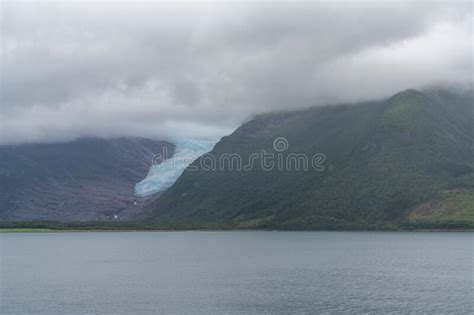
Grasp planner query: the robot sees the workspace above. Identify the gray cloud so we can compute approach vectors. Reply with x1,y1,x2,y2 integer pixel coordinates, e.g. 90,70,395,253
1,1,472,144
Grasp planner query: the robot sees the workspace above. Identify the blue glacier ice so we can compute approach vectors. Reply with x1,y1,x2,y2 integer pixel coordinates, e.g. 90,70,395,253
134,139,218,197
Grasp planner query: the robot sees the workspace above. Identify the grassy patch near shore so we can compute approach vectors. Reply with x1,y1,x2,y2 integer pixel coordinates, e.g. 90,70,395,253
0,228,54,233
408,190,474,228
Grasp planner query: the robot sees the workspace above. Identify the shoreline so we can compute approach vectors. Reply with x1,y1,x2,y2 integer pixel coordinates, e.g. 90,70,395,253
1,228,473,233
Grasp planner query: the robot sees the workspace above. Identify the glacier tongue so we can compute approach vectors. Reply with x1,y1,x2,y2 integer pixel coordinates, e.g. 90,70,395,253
134,139,218,197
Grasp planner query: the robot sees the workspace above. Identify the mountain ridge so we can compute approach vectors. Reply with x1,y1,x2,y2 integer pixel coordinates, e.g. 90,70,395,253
148,88,473,229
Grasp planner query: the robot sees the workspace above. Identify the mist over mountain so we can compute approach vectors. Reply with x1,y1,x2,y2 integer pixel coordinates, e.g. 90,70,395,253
1,2,471,144
0,88,472,230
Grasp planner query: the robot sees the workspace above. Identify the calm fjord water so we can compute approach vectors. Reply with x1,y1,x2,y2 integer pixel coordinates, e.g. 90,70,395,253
1,231,472,314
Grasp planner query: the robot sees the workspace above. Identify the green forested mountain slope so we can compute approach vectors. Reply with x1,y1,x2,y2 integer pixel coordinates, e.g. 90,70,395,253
150,89,473,229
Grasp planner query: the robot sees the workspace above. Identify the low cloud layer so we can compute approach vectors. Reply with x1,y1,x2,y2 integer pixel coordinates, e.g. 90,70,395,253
1,1,472,144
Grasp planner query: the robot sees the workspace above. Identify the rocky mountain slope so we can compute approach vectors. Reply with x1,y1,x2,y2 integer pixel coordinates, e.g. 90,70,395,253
0,137,173,221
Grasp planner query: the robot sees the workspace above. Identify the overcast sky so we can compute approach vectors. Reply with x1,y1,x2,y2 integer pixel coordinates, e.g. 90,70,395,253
0,1,472,145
